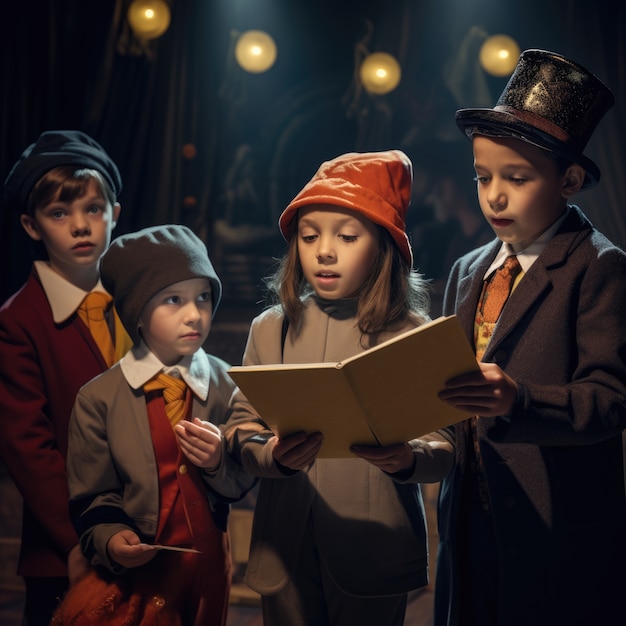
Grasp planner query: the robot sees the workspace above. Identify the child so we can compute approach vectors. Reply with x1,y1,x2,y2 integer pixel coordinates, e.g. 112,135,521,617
52,224,257,626
0,130,132,626
224,150,455,626
436,49,626,626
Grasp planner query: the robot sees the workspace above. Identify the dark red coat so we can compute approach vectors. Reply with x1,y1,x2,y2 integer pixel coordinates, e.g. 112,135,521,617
0,269,108,576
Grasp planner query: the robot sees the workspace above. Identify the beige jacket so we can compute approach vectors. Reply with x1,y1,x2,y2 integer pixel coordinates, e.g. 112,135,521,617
226,296,454,596
67,350,256,573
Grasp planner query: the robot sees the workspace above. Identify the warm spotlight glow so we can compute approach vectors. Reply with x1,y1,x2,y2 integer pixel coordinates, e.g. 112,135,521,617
235,30,277,73
127,0,171,40
479,35,521,77
359,52,402,95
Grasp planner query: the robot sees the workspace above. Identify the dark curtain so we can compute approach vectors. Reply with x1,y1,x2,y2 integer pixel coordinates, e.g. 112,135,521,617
1,0,625,305
0,0,228,301
566,0,626,246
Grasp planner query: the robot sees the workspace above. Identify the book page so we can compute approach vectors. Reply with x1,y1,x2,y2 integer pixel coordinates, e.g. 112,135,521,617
340,316,477,445
228,365,379,457
228,316,477,457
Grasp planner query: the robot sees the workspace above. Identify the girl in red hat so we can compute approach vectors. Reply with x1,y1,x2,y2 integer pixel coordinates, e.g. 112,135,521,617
225,150,455,626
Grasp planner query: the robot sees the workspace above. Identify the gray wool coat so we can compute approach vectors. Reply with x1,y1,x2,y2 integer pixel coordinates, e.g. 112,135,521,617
67,351,256,573
435,205,626,626
226,296,455,597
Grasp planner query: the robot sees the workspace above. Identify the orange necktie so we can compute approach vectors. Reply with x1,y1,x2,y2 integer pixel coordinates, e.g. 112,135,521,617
481,255,522,323
77,291,116,367
144,373,188,427
471,255,523,512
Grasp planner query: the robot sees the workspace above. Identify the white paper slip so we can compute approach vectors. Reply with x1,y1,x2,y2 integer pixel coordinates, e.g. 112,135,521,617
149,544,202,553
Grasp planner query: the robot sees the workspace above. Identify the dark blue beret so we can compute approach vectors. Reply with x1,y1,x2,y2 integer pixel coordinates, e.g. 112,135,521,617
4,130,122,207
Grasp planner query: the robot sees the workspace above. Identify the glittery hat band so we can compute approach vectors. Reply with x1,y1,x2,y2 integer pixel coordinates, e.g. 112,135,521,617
493,105,571,144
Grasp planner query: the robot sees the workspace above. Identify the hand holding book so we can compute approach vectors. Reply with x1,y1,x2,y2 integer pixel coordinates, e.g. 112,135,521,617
228,315,478,457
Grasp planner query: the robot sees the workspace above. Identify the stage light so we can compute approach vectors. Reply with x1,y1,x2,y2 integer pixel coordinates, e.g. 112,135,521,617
359,52,402,95
127,0,171,40
235,30,277,74
479,35,520,77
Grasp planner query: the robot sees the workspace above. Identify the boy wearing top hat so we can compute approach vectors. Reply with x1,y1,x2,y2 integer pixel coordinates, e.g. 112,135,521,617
54,224,256,626
436,50,626,626
0,130,132,625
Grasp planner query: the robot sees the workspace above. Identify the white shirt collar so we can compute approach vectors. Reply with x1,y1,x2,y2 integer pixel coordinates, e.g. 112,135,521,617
120,340,210,400
34,260,110,323
483,208,569,279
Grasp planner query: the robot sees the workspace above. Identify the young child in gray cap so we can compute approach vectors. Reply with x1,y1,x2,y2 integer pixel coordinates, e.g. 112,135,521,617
0,130,132,626
53,224,256,626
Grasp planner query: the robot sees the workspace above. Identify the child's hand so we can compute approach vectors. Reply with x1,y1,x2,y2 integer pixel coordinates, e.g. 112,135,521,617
107,530,157,568
271,431,323,470
174,418,223,470
350,442,415,474
438,362,518,417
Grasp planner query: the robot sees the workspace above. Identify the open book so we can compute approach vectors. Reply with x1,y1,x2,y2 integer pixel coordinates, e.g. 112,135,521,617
228,315,478,457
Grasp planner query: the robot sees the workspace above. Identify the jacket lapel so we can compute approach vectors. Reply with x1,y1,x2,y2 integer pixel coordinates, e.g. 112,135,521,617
480,207,592,362
455,240,498,345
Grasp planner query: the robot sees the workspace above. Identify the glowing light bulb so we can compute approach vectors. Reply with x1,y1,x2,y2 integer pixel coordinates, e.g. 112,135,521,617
127,0,171,40
235,30,277,74
479,35,521,77
359,52,402,95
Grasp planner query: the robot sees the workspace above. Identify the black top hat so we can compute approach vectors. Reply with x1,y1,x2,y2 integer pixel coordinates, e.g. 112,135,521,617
456,49,614,189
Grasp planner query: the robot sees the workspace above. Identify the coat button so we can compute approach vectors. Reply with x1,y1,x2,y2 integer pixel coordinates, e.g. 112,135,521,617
179,464,188,474
152,595,165,608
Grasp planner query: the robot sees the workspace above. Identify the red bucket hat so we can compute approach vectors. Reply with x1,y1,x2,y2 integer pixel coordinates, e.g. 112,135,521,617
278,150,413,265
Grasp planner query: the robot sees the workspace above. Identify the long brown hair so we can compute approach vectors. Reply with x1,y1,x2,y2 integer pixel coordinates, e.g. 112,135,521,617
264,222,430,344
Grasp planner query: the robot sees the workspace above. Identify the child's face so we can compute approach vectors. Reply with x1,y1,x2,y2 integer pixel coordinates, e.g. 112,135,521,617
20,179,120,282
296,204,379,300
472,135,574,252
138,278,213,366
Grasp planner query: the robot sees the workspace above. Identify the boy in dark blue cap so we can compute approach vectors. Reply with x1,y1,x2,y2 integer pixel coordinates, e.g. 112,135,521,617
0,130,132,625
436,50,626,626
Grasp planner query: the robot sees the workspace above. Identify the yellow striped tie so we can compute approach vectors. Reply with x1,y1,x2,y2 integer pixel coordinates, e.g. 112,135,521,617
144,373,188,427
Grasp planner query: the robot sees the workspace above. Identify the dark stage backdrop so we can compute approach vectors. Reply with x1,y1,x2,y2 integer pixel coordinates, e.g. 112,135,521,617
1,0,624,329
